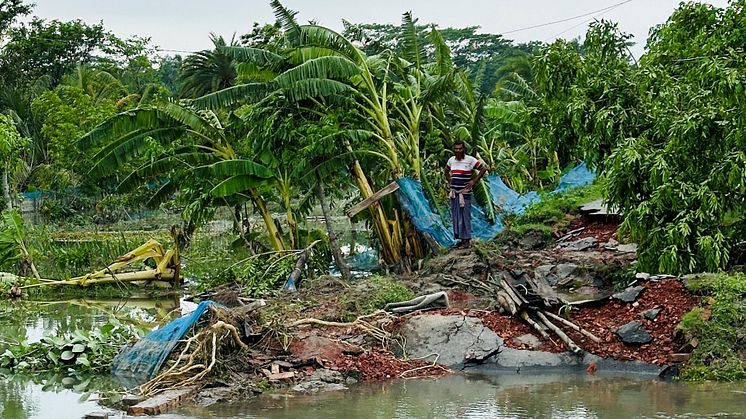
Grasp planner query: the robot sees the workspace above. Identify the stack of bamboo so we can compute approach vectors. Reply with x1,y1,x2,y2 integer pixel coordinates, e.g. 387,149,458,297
493,272,600,354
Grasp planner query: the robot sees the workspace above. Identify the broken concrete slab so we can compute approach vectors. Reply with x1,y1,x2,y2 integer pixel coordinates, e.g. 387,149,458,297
579,199,618,216
463,351,661,375
512,334,541,350
612,286,645,303
616,244,638,253
558,237,598,251
616,321,653,344
292,369,348,393
127,386,198,416
399,315,502,366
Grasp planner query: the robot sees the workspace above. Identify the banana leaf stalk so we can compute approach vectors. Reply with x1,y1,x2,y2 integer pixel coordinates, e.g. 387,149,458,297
20,239,179,289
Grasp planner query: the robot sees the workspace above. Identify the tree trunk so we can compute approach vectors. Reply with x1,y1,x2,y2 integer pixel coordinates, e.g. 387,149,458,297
250,189,286,251
2,169,11,210
316,175,352,280
350,160,400,264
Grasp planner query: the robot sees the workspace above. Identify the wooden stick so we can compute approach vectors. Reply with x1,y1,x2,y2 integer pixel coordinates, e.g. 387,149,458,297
542,311,602,343
496,291,517,315
346,181,400,218
499,278,526,309
535,311,582,353
520,311,550,339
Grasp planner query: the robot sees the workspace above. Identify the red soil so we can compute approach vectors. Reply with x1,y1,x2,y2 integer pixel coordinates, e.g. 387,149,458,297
333,347,450,381
569,215,619,243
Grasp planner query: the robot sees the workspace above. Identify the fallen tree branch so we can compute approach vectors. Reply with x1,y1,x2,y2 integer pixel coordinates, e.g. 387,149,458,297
289,311,392,344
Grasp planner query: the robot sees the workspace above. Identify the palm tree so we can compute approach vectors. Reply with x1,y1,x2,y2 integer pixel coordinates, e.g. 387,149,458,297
179,33,239,99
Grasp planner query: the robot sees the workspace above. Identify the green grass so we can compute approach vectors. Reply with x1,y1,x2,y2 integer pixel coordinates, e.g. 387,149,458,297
517,183,603,229
496,184,602,245
338,275,414,321
679,273,746,381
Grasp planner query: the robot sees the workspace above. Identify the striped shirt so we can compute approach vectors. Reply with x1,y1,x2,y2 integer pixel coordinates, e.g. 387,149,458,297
447,155,483,193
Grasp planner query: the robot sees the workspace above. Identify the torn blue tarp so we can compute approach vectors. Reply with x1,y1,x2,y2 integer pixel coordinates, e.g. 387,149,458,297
555,162,595,192
486,175,540,215
397,177,457,248
112,300,213,386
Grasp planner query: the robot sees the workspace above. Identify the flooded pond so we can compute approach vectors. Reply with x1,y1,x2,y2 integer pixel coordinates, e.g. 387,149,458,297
2,299,745,419
177,373,746,419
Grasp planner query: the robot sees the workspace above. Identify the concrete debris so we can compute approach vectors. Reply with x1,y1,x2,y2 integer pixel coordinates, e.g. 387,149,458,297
557,237,598,251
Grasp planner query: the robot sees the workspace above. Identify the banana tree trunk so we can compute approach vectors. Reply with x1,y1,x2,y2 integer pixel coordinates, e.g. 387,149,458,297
250,189,286,251
350,160,400,264
315,175,351,280
2,169,11,210
282,193,298,250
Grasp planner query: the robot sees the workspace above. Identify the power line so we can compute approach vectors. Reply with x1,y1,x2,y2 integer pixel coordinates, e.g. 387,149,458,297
501,0,634,35
546,0,634,41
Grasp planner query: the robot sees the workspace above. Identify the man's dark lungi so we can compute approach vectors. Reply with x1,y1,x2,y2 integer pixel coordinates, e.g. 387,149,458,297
450,193,472,240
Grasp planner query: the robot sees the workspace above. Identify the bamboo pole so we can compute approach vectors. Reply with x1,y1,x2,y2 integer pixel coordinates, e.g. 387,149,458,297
535,311,582,354
20,269,176,289
520,311,550,339
542,311,602,343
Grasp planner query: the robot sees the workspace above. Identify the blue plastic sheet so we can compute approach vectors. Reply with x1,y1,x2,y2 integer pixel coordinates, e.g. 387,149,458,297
468,200,505,240
396,178,456,248
395,163,596,249
112,300,213,386
486,175,540,215
555,162,595,192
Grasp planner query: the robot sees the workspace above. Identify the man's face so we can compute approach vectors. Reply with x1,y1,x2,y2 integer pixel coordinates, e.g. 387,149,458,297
454,144,465,159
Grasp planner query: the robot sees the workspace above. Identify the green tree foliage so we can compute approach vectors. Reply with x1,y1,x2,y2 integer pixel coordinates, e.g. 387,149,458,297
343,21,539,94
30,85,118,187
604,2,746,274
0,18,117,87
0,0,31,35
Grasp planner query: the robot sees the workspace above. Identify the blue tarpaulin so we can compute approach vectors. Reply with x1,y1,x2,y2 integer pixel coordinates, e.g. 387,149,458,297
397,178,457,248
396,163,596,248
555,162,595,193
486,175,540,215
112,300,213,386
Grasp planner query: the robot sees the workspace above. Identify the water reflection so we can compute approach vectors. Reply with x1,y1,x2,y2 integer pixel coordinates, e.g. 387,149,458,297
0,296,180,346
0,296,180,419
0,372,117,419
178,373,746,419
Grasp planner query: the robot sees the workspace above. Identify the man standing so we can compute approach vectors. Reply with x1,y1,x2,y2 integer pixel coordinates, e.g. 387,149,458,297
445,140,488,248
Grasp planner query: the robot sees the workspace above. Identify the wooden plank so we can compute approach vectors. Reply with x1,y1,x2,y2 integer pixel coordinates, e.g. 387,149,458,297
127,386,198,416
346,182,400,218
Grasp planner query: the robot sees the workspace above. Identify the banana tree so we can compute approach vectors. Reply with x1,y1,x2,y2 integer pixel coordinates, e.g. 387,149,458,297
194,3,468,263
77,102,283,250
0,210,40,280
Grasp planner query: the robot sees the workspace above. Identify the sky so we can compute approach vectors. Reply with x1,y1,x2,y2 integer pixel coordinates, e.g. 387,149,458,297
28,0,730,59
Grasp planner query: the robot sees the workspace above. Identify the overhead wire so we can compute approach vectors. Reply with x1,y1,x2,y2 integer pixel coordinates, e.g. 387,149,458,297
546,0,634,41
501,0,634,35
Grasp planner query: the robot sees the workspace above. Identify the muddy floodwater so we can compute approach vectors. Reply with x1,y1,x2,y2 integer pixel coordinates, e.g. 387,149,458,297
2,299,746,419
